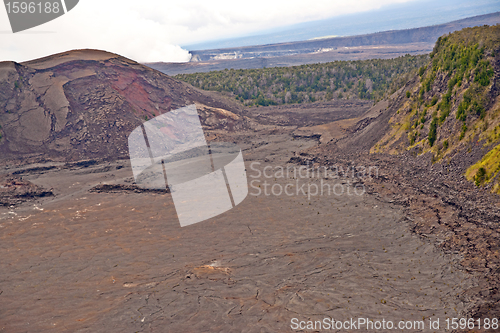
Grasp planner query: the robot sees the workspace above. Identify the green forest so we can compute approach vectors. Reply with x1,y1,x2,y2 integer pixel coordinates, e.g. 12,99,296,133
176,55,428,106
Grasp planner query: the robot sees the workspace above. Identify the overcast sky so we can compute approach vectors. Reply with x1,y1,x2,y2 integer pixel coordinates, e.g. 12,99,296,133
0,0,416,63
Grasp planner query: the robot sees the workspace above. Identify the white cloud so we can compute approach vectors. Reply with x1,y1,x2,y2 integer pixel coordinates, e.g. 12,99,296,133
0,0,414,63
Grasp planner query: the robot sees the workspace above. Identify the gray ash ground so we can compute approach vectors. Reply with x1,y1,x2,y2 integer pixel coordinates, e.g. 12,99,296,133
302,142,500,321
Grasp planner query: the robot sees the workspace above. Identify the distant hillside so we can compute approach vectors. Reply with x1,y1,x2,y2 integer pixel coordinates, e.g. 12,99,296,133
371,25,500,193
188,12,500,62
0,50,246,163
147,12,500,75
175,55,428,106
148,44,431,76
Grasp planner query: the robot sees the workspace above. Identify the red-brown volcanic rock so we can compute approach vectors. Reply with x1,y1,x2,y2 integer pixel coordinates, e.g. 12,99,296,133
0,49,247,163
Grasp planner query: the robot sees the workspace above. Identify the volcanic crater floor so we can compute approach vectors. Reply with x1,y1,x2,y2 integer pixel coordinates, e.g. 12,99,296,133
0,127,476,332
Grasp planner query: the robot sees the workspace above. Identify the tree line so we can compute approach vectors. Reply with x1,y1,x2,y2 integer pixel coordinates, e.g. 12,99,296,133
175,54,428,106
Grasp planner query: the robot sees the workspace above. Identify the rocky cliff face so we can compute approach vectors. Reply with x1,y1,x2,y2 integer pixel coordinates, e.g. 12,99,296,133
370,25,500,193
0,49,246,163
